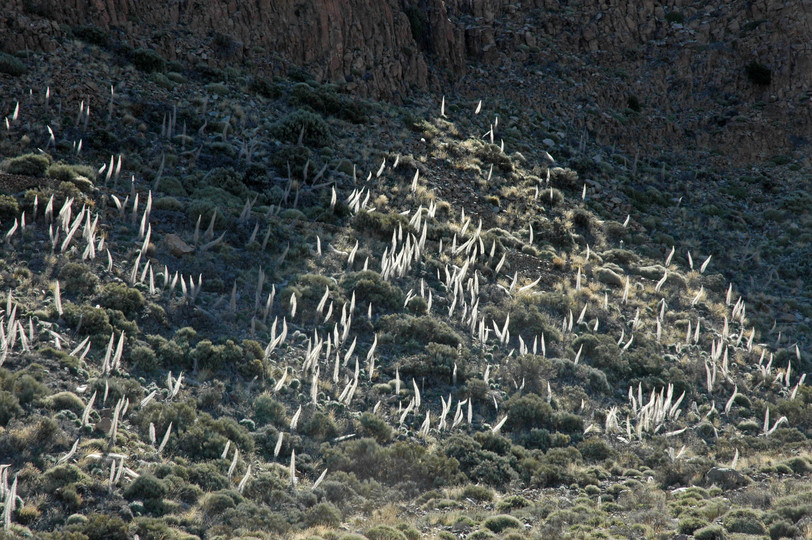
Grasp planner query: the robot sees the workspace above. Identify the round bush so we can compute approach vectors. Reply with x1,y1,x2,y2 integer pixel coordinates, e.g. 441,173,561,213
271,109,331,147
4,153,51,176
130,345,159,372
364,525,407,540
693,524,725,540
723,508,766,535
359,412,392,443
254,394,286,426
460,484,494,502
305,502,342,527
124,474,167,502
483,514,522,533
678,516,710,535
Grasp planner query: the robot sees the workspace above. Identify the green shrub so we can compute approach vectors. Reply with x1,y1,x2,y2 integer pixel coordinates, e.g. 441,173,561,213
399,341,462,384
269,143,316,179
342,270,404,310
12,373,48,405
693,524,725,540
443,434,516,488
130,48,166,72
178,412,254,459
507,296,562,342
0,390,21,425
769,519,801,540
779,456,812,474
303,411,339,441
0,195,19,222
723,508,766,535
517,428,551,452
305,502,342,527
483,514,522,533
467,532,497,540
47,162,97,183
554,411,584,435
359,412,392,443
465,378,490,401
186,462,229,492
460,484,494,502
473,431,511,456
533,216,573,248
378,314,462,349
254,394,286,426
323,438,457,488
291,82,367,123
506,393,553,432
679,516,710,535
351,211,412,241
249,75,282,98
0,52,26,76
3,153,51,176
202,491,236,516
578,437,614,462
572,333,624,377
125,474,167,502
549,357,611,395
58,262,99,296
130,344,159,372
365,525,407,540
405,296,427,314
271,109,331,147
41,464,89,492
41,391,84,414
504,354,551,395
190,339,243,372
475,142,513,172
97,282,145,318
82,513,128,540
497,495,531,511
62,302,113,336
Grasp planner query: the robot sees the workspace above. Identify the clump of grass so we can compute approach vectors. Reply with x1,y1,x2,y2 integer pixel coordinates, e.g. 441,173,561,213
47,162,97,191
483,514,522,533
271,109,331,147
3,153,51,176
459,484,494,502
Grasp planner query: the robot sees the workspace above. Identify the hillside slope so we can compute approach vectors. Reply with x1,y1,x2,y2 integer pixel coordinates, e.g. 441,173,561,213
0,6,809,540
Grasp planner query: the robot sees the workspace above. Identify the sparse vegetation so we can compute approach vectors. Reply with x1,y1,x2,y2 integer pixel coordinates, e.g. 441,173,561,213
0,12,808,539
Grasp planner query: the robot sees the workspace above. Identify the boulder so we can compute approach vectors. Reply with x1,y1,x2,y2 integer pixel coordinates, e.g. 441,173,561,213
163,233,194,257
705,467,750,490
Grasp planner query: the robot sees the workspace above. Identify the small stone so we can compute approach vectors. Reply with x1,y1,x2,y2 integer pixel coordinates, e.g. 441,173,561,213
95,417,112,435
598,267,624,287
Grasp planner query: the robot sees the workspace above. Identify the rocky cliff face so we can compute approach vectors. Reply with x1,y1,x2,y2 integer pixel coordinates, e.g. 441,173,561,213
1,0,446,99
3,0,810,158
